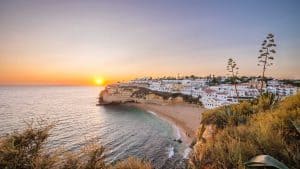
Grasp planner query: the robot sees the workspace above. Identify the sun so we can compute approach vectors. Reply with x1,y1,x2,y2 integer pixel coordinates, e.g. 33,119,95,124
95,78,104,86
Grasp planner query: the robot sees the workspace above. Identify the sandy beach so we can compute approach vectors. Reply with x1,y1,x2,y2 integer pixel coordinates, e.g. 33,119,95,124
126,103,206,145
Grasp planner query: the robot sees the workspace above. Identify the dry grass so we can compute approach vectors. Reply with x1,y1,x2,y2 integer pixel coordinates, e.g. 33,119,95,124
190,93,300,169
109,157,152,169
0,121,152,169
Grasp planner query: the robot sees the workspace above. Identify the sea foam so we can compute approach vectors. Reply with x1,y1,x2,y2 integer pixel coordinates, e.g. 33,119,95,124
147,110,157,116
173,125,181,140
167,146,174,158
183,147,192,159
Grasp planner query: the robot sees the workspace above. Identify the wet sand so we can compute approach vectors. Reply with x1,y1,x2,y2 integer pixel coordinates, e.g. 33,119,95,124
126,103,206,145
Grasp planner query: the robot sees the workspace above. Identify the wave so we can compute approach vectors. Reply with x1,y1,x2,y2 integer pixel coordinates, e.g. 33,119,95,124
167,145,174,158
146,110,181,141
173,125,181,140
147,110,158,116
183,147,192,159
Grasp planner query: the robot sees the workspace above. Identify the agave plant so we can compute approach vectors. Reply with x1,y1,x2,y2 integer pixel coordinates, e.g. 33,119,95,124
227,58,239,98
255,92,279,112
258,33,276,94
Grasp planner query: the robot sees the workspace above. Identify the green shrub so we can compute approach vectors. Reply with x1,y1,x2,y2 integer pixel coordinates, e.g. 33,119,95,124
201,101,255,129
252,92,279,112
200,93,281,130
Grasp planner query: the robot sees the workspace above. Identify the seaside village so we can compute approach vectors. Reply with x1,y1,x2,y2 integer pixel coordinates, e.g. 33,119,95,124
104,77,298,109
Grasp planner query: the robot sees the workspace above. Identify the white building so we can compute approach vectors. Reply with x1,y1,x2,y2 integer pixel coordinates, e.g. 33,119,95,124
126,77,297,109
267,86,298,96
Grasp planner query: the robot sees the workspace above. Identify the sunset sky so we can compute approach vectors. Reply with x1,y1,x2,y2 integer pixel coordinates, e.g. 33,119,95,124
0,0,299,85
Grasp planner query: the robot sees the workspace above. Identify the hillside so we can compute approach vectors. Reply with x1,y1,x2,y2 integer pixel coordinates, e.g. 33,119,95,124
190,93,300,169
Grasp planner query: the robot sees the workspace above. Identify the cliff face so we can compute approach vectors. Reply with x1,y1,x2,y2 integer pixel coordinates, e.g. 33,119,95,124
99,87,137,104
98,85,201,105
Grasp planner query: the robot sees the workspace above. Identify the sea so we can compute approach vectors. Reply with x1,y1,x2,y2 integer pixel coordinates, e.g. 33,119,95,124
0,86,188,168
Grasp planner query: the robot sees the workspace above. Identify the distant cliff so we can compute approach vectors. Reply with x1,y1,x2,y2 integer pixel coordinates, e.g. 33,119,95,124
98,85,201,106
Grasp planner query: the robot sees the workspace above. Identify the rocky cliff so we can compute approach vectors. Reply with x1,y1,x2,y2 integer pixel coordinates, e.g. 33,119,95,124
98,85,201,106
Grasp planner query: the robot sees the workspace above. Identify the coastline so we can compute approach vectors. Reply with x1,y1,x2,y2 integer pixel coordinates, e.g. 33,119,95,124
125,102,206,146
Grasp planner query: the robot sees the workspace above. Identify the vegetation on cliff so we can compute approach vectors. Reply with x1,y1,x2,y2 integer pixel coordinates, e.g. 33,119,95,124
130,87,202,105
190,93,300,169
0,121,152,169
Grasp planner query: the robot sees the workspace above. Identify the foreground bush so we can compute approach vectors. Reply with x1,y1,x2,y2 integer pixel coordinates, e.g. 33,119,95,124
0,122,152,169
200,93,280,129
110,157,152,169
190,93,300,169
